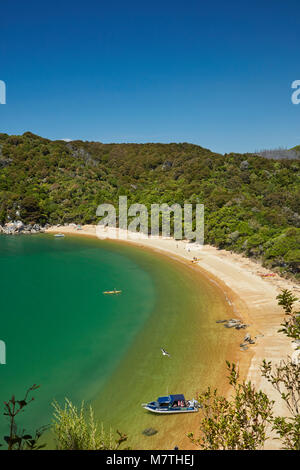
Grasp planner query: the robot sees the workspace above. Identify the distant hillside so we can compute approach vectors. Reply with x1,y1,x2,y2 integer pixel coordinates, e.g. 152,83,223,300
0,132,299,278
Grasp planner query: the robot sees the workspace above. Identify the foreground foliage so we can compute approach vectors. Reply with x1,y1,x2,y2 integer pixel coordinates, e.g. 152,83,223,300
189,290,300,450
261,290,300,449
2,385,47,450
52,399,128,450
188,363,274,450
1,389,128,450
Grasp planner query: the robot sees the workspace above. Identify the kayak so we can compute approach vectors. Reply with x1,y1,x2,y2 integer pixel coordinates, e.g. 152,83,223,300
103,290,122,295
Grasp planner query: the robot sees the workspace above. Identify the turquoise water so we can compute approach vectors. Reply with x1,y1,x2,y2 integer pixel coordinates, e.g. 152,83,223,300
0,234,156,437
0,234,237,449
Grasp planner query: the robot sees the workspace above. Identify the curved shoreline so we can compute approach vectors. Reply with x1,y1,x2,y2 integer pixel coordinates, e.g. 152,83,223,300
46,225,299,449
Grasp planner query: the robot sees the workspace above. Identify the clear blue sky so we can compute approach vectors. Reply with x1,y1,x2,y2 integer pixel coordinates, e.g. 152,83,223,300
1,0,300,153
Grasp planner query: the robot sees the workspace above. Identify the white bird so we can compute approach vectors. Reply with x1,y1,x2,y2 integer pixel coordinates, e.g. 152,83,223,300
161,348,171,357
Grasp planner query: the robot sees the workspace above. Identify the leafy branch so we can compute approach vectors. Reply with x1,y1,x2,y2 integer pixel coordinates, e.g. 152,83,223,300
3,384,47,450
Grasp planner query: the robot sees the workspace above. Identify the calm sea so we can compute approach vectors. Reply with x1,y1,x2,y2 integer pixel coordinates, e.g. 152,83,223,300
0,234,237,449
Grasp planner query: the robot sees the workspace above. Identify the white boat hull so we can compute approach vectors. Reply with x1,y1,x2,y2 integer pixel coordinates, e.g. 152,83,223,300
143,405,198,414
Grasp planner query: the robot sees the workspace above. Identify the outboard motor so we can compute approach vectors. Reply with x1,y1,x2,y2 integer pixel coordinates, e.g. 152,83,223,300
189,398,200,408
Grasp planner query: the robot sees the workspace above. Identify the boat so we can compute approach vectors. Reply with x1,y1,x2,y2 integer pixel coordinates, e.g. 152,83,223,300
54,233,65,238
260,273,276,278
103,289,122,295
142,394,199,414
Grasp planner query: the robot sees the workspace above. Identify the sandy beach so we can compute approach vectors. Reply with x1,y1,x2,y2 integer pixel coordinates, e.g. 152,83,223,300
46,224,299,449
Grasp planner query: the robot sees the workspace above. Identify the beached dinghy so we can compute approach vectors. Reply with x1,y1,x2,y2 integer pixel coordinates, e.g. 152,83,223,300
103,288,122,295
142,394,199,414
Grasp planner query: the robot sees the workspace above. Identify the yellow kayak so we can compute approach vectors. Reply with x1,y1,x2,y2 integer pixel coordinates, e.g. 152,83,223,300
103,289,122,295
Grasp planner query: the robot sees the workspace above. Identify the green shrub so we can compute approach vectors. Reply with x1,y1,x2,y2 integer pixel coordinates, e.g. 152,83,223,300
52,399,128,450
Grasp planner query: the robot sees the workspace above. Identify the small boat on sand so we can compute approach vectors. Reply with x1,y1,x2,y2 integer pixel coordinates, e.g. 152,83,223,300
142,394,199,414
54,233,65,238
103,289,122,295
260,273,276,278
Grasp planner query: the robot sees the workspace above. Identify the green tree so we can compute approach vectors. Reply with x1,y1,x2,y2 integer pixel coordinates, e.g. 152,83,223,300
188,362,273,450
189,290,300,450
261,290,300,449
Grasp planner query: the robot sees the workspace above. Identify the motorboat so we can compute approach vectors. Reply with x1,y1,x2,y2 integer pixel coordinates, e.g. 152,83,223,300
142,394,199,414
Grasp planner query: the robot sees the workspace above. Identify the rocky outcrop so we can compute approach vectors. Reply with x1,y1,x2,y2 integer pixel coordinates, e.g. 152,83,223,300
162,160,173,170
0,157,13,168
240,333,256,349
142,428,158,436
216,318,249,329
216,318,254,351
66,144,98,167
0,221,46,235
240,160,249,170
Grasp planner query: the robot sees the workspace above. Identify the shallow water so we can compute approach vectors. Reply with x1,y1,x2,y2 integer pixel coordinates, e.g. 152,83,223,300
0,234,237,449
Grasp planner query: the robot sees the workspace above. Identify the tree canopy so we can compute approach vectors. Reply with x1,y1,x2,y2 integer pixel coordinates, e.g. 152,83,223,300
0,132,299,278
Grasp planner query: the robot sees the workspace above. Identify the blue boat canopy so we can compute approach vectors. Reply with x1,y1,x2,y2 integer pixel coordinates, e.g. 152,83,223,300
157,396,171,403
157,394,185,404
170,394,185,402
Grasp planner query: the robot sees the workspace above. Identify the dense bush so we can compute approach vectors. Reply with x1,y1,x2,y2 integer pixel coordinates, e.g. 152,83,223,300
0,132,299,278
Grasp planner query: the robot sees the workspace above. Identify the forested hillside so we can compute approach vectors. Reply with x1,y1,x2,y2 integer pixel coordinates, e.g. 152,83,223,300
0,132,299,278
